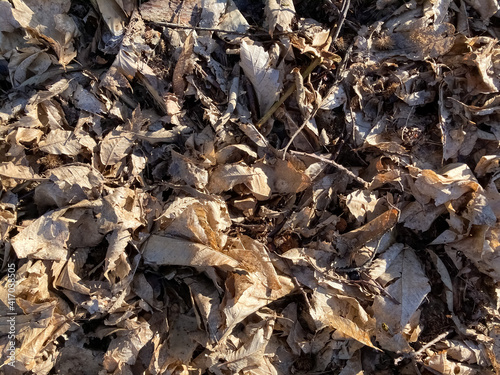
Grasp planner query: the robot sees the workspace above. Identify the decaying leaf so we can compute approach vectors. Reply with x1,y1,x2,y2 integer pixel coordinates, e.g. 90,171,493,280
11,0,79,66
208,163,272,201
239,40,282,116
38,129,82,156
372,246,431,333
99,128,135,167
3,0,500,373
265,0,296,37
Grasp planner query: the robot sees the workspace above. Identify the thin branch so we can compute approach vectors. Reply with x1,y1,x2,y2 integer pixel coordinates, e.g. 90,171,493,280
331,0,351,43
281,107,319,158
414,330,454,358
154,21,261,36
289,150,369,188
256,57,323,128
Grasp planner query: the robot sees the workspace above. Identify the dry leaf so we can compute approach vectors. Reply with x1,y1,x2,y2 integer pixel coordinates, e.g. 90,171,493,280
372,246,431,332
38,129,82,156
99,128,135,167
143,235,239,271
265,0,296,37
12,209,70,261
240,40,282,116
11,0,79,66
207,163,272,201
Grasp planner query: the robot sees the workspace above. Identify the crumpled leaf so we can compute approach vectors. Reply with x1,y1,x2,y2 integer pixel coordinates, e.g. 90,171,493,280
11,209,70,261
103,319,153,372
254,158,310,195
412,164,497,226
104,228,132,283
34,163,105,209
11,0,79,66
208,163,271,201
308,288,378,349
265,0,296,37
346,190,379,223
168,151,209,189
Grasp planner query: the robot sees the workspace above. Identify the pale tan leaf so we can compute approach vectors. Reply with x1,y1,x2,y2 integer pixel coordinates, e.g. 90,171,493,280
346,190,379,223
217,0,250,40
221,273,294,342
185,276,223,342
55,248,91,295
0,162,41,180
140,0,201,26
208,163,271,201
12,0,78,66
254,159,310,195
104,228,132,283
309,289,378,349
215,318,275,374
320,84,347,110
95,0,127,36
35,164,104,209
103,320,153,372
39,129,82,156
372,247,431,332
240,40,282,116
143,235,240,270
336,208,399,256
168,151,209,189
99,129,135,166
12,210,69,260
265,0,296,37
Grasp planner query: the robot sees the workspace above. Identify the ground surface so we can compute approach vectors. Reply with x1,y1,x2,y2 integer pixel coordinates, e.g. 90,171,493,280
1,0,500,374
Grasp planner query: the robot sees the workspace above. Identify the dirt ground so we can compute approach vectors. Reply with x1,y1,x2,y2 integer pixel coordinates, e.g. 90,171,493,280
1,0,500,374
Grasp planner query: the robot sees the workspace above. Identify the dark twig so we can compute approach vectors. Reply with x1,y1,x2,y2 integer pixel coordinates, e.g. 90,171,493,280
289,150,369,188
331,0,351,43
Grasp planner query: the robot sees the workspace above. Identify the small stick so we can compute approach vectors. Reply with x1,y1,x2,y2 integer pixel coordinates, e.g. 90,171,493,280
154,21,259,36
413,330,453,358
281,107,319,158
256,57,323,128
331,0,351,43
289,150,369,188
155,22,291,38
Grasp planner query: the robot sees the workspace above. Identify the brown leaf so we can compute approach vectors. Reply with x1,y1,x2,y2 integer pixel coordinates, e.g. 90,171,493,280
99,128,135,167
207,163,271,201
39,129,82,156
11,0,78,66
143,235,239,270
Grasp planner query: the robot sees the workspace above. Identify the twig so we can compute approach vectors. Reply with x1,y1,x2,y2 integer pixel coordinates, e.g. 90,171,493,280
289,150,369,188
331,0,351,43
256,57,323,128
413,330,453,358
281,107,319,158
394,329,454,367
154,21,260,36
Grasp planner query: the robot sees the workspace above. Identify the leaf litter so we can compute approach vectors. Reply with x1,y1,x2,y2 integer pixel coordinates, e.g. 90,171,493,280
1,0,500,374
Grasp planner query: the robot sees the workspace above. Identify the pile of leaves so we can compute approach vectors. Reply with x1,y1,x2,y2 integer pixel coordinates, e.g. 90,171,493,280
1,0,500,373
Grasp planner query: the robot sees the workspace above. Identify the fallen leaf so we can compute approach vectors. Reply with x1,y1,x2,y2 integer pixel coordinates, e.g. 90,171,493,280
240,40,282,116
265,0,296,37
372,246,431,332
